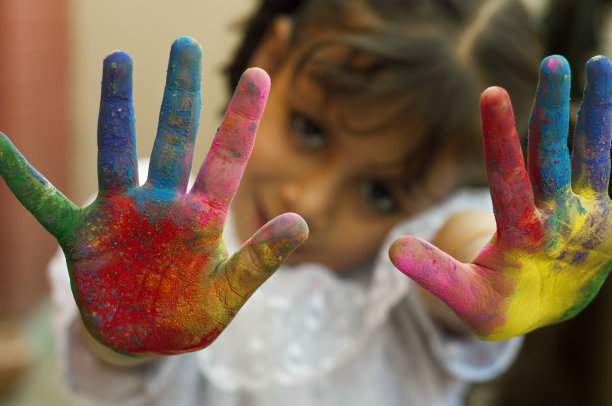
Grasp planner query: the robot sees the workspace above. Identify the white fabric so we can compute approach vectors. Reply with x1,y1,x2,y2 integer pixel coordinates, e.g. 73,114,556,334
48,162,522,405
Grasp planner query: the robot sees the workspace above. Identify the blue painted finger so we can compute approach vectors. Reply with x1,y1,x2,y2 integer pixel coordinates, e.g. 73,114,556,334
528,55,572,202
571,55,612,198
97,51,138,193
147,37,202,195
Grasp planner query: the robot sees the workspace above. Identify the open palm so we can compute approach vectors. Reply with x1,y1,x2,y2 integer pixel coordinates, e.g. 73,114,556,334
0,37,307,355
390,55,612,340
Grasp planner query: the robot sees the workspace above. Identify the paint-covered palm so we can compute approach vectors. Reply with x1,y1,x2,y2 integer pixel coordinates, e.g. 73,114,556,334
0,37,307,355
389,55,612,340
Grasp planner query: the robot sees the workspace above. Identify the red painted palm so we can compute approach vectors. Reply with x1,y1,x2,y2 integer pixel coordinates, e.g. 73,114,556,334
0,37,308,355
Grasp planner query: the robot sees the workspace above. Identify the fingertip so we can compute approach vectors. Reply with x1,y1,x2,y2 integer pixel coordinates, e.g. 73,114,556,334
481,86,510,113
388,235,408,258
104,50,133,67
540,55,571,91
171,36,203,57
246,213,309,271
541,55,570,76
101,51,133,101
388,238,403,269
585,55,612,97
256,212,309,247
242,67,271,91
482,86,509,99
0,131,15,153
231,68,271,120
388,235,427,273
535,55,571,109
167,36,203,91
0,132,10,161
480,86,518,142
278,212,309,243
586,54,612,73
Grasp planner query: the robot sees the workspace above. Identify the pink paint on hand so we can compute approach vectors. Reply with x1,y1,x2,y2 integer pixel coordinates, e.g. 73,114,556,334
389,57,612,340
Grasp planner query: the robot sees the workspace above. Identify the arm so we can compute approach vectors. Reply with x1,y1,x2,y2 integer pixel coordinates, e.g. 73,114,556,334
0,37,308,357
390,55,612,340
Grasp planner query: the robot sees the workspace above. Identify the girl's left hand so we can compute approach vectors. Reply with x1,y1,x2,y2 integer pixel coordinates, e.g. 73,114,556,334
389,55,612,340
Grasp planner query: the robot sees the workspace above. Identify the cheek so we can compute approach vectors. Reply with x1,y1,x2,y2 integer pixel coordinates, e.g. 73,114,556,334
245,124,292,178
234,140,279,190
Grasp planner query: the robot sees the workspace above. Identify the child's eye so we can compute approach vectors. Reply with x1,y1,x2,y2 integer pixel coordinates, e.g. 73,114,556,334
291,112,326,149
359,180,399,214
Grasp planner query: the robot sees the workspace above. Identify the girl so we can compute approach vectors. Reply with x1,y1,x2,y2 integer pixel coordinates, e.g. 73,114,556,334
1,0,610,405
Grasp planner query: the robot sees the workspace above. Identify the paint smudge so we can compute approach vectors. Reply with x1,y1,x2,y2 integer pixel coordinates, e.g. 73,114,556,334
0,37,307,355
389,56,612,340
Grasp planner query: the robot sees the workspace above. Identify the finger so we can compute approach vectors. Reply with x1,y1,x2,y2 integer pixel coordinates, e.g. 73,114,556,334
389,236,500,336
0,133,78,236
528,55,572,202
147,37,202,195
214,213,308,311
571,55,612,198
191,68,270,210
481,87,539,242
97,51,138,193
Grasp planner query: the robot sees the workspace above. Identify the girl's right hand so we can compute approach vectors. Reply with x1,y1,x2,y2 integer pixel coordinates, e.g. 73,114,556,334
0,37,308,356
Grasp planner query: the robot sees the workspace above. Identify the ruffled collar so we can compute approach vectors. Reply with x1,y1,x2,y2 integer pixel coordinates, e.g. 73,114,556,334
197,189,492,390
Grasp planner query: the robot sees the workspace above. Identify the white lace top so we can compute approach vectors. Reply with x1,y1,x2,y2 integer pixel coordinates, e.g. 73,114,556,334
48,165,522,406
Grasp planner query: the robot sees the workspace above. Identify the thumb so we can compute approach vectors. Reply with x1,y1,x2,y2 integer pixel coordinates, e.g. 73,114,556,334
219,212,308,303
388,235,484,324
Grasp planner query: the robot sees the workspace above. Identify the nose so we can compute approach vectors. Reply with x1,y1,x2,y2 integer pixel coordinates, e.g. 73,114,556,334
279,165,340,231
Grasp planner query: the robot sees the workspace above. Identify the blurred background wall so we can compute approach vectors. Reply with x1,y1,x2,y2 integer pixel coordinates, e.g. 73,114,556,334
0,0,255,403
0,0,70,321
0,0,611,405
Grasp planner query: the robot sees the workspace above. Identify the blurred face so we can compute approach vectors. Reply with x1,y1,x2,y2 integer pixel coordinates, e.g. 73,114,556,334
231,50,459,272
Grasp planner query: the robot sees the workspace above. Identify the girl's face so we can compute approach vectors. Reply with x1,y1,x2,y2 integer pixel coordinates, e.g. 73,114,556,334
231,46,460,272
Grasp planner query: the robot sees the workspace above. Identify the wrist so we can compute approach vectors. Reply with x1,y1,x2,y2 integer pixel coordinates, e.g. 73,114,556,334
79,319,156,367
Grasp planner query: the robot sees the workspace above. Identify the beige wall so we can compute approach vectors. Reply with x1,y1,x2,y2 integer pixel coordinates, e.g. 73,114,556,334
69,0,256,204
